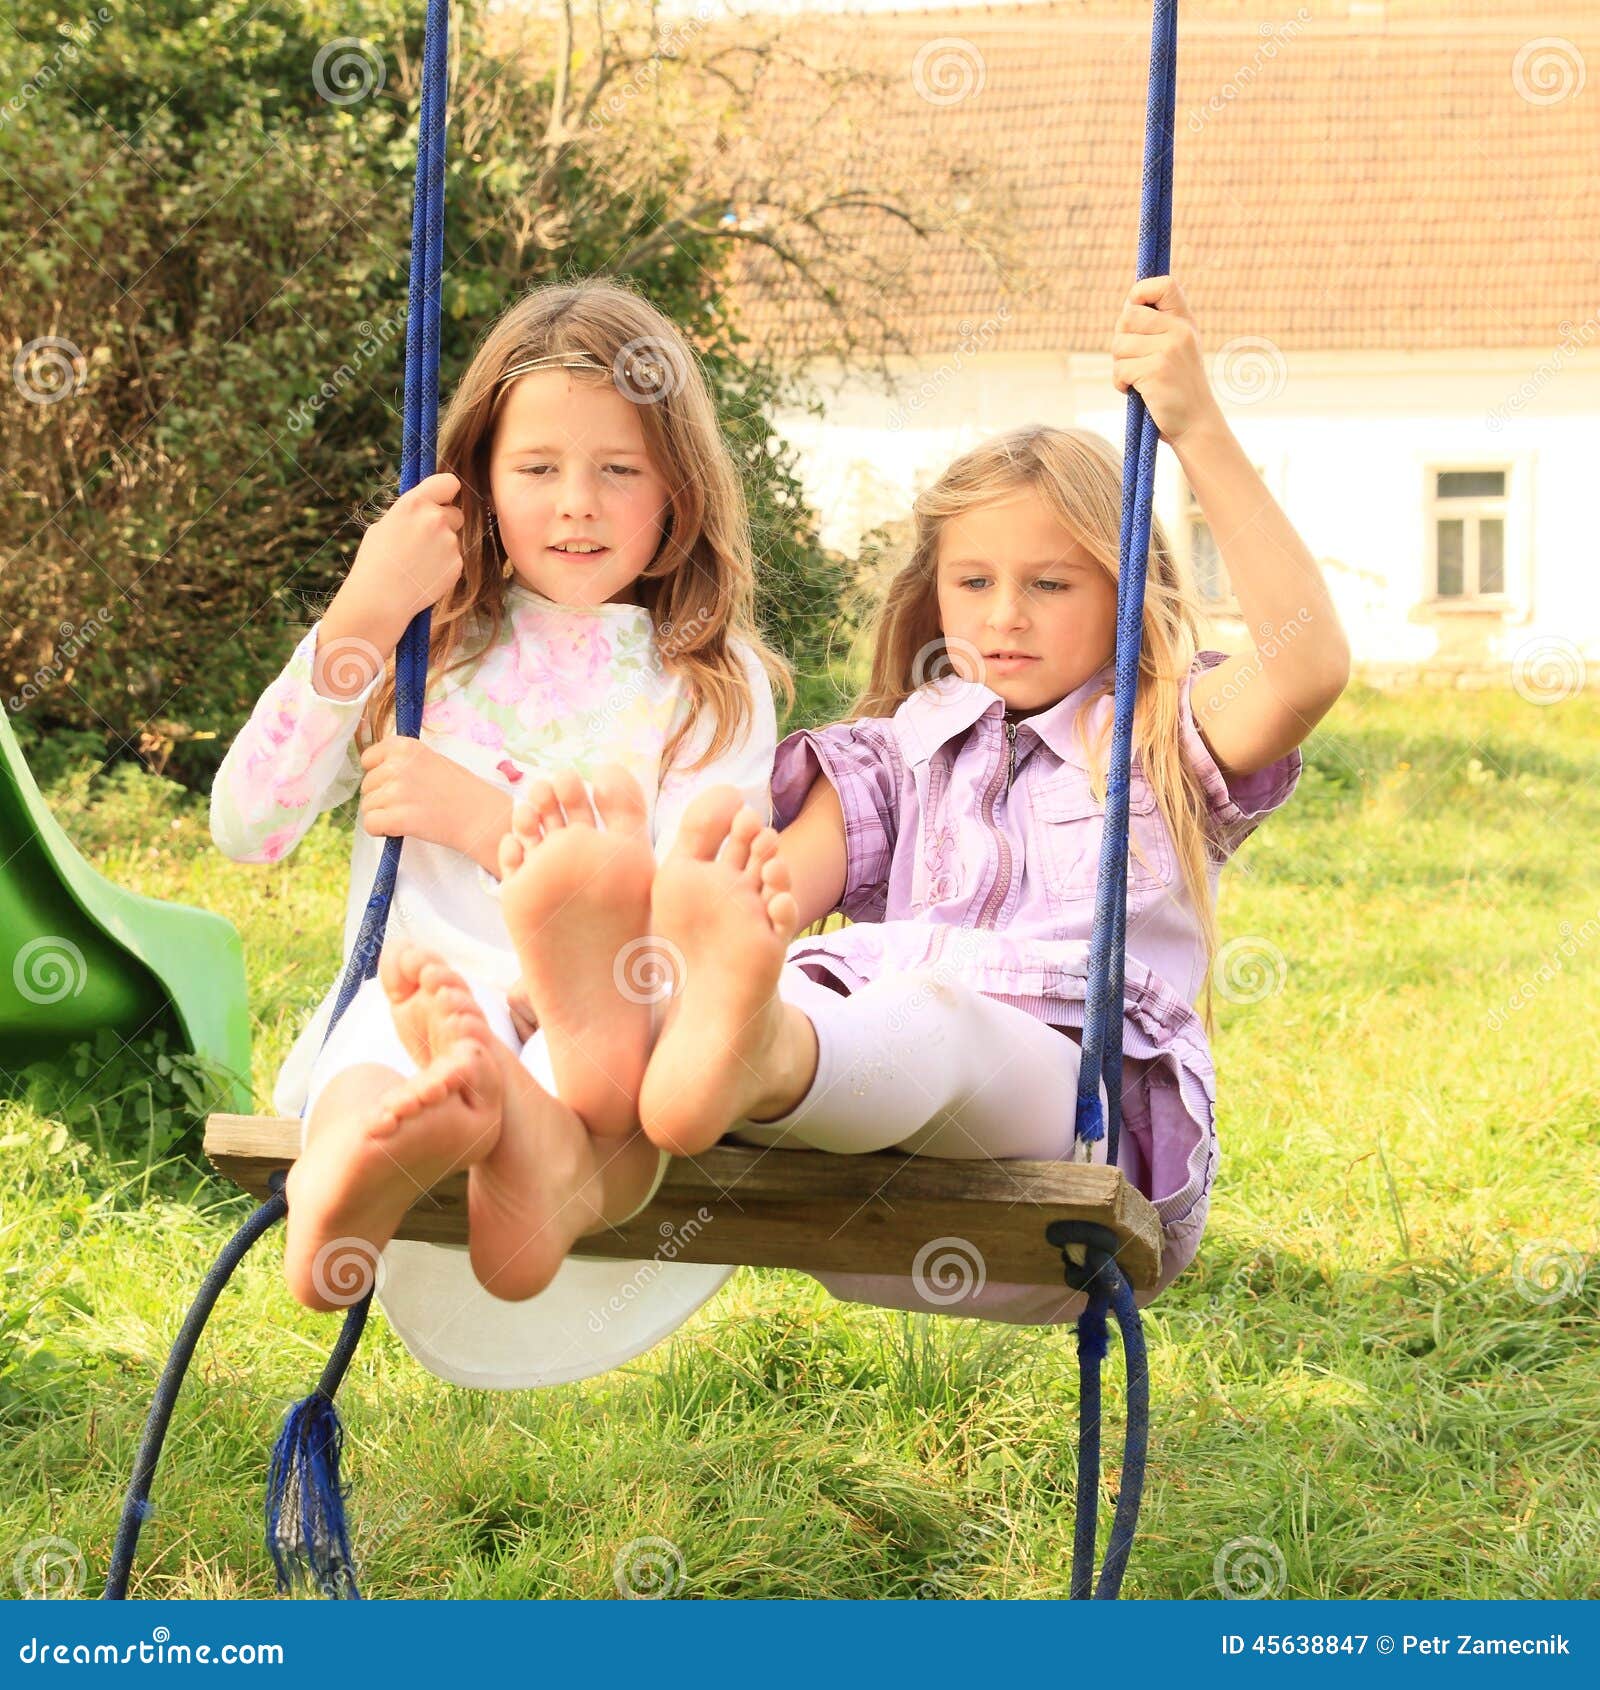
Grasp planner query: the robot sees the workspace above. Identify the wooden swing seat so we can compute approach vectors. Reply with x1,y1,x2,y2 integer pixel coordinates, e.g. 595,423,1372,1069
204,1115,1162,1290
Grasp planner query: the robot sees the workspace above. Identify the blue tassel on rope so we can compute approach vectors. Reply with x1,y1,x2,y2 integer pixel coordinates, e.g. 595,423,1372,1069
265,1390,361,1600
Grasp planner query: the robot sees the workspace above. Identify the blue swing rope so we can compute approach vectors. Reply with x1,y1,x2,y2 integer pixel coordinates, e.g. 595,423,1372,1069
251,0,451,1599
103,0,452,1601
1054,0,1178,1601
104,0,1179,1601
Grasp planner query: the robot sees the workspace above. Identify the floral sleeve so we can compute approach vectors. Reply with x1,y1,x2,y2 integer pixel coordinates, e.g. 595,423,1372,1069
209,624,382,864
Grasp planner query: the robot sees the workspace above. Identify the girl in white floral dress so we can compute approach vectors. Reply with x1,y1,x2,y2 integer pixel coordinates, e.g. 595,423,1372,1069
211,281,787,1388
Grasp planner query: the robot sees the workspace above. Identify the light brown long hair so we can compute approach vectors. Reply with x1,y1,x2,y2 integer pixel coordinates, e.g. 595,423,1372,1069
356,278,792,767
851,424,1222,1034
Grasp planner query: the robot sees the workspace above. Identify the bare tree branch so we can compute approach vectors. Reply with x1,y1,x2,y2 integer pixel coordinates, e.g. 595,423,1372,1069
466,1,1036,382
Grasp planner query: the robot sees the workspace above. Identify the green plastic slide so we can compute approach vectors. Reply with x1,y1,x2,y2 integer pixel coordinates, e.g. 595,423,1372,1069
0,706,252,1111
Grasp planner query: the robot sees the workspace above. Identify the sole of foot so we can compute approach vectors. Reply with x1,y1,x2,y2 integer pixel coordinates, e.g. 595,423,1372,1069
637,786,802,1157
496,764,658,1139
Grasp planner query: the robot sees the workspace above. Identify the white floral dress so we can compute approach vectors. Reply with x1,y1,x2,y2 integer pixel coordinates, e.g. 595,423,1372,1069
210,580,776,1387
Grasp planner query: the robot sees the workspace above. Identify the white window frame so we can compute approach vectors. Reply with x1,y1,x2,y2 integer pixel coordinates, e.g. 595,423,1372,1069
1426,463,1513,607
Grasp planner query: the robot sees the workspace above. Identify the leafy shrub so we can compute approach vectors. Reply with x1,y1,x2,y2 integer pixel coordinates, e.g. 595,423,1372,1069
17,1026,234,1170
2,0,848,789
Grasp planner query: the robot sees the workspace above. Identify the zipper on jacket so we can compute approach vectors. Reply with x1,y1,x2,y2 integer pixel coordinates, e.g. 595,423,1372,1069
1005,719,1017,789
974,718,1014,930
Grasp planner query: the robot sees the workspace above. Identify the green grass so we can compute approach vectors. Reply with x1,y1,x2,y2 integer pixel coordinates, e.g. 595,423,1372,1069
3,682,1597,1599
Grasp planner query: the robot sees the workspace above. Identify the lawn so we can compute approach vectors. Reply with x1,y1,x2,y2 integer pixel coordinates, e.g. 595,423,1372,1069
3,678,1596,1599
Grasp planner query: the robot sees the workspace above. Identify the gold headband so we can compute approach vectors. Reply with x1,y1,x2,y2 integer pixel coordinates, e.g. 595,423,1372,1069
495,352,610,387
496,346,679,401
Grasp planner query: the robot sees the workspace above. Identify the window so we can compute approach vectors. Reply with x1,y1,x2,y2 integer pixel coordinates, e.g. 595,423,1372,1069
1429,469,1507,599
1181,473,1260,608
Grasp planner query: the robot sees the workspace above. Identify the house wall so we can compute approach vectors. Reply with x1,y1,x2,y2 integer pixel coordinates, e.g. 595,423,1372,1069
772,343,1600,692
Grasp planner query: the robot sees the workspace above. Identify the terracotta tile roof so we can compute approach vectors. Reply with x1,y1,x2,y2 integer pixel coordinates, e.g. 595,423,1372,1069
720,1,1599,357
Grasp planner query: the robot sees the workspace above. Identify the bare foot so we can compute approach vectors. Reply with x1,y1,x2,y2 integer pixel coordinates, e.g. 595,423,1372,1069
284,963,503,1312
380,940,482,1066
637,786,810,1156
495,764,658,1140
383,941,652,1302
464,1039,609,1302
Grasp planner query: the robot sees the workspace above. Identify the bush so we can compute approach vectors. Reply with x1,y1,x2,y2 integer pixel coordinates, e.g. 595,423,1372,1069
2,0,848,788
16,1025,235,1169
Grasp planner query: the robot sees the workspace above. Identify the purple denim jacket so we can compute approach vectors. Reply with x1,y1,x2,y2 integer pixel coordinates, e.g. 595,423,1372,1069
769,648,1302,1321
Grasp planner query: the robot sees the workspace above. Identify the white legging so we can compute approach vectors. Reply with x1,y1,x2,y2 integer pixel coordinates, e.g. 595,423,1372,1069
727,962,1109,1165
730,962,1117,1326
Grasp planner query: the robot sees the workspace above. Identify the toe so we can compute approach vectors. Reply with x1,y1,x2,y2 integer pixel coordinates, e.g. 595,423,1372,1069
378,946,407,1001
445,997,488,1036
591,763,650,836
511,792,547,845
430,983,487,1045
498,830,525,880
380,941,425,1002
443,1013,483,1051
532,784,566,833
523,780,564,837
669,785,743,861
407,1073,443,1110
454,1041,498,1103
552,770,596,826
375,1082,415,1123
767,889,800,935
748,827,780,871
720,806,762,872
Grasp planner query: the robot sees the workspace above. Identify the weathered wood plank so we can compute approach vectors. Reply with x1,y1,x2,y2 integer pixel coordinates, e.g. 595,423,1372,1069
204,1114,1162,1290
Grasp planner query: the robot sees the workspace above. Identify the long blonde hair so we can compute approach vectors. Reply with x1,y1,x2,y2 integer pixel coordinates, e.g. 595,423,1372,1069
357,278,792,768
851,424,1222,1034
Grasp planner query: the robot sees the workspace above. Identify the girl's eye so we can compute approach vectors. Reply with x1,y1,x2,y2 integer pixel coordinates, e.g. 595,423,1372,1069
516,464,639,476
957,576,1069,591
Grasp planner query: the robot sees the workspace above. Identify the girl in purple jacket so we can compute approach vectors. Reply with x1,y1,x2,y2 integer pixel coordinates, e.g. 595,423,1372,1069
628,276,1352,1321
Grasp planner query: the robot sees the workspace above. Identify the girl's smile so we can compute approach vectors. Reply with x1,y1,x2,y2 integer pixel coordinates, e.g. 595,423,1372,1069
489,370,671,607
